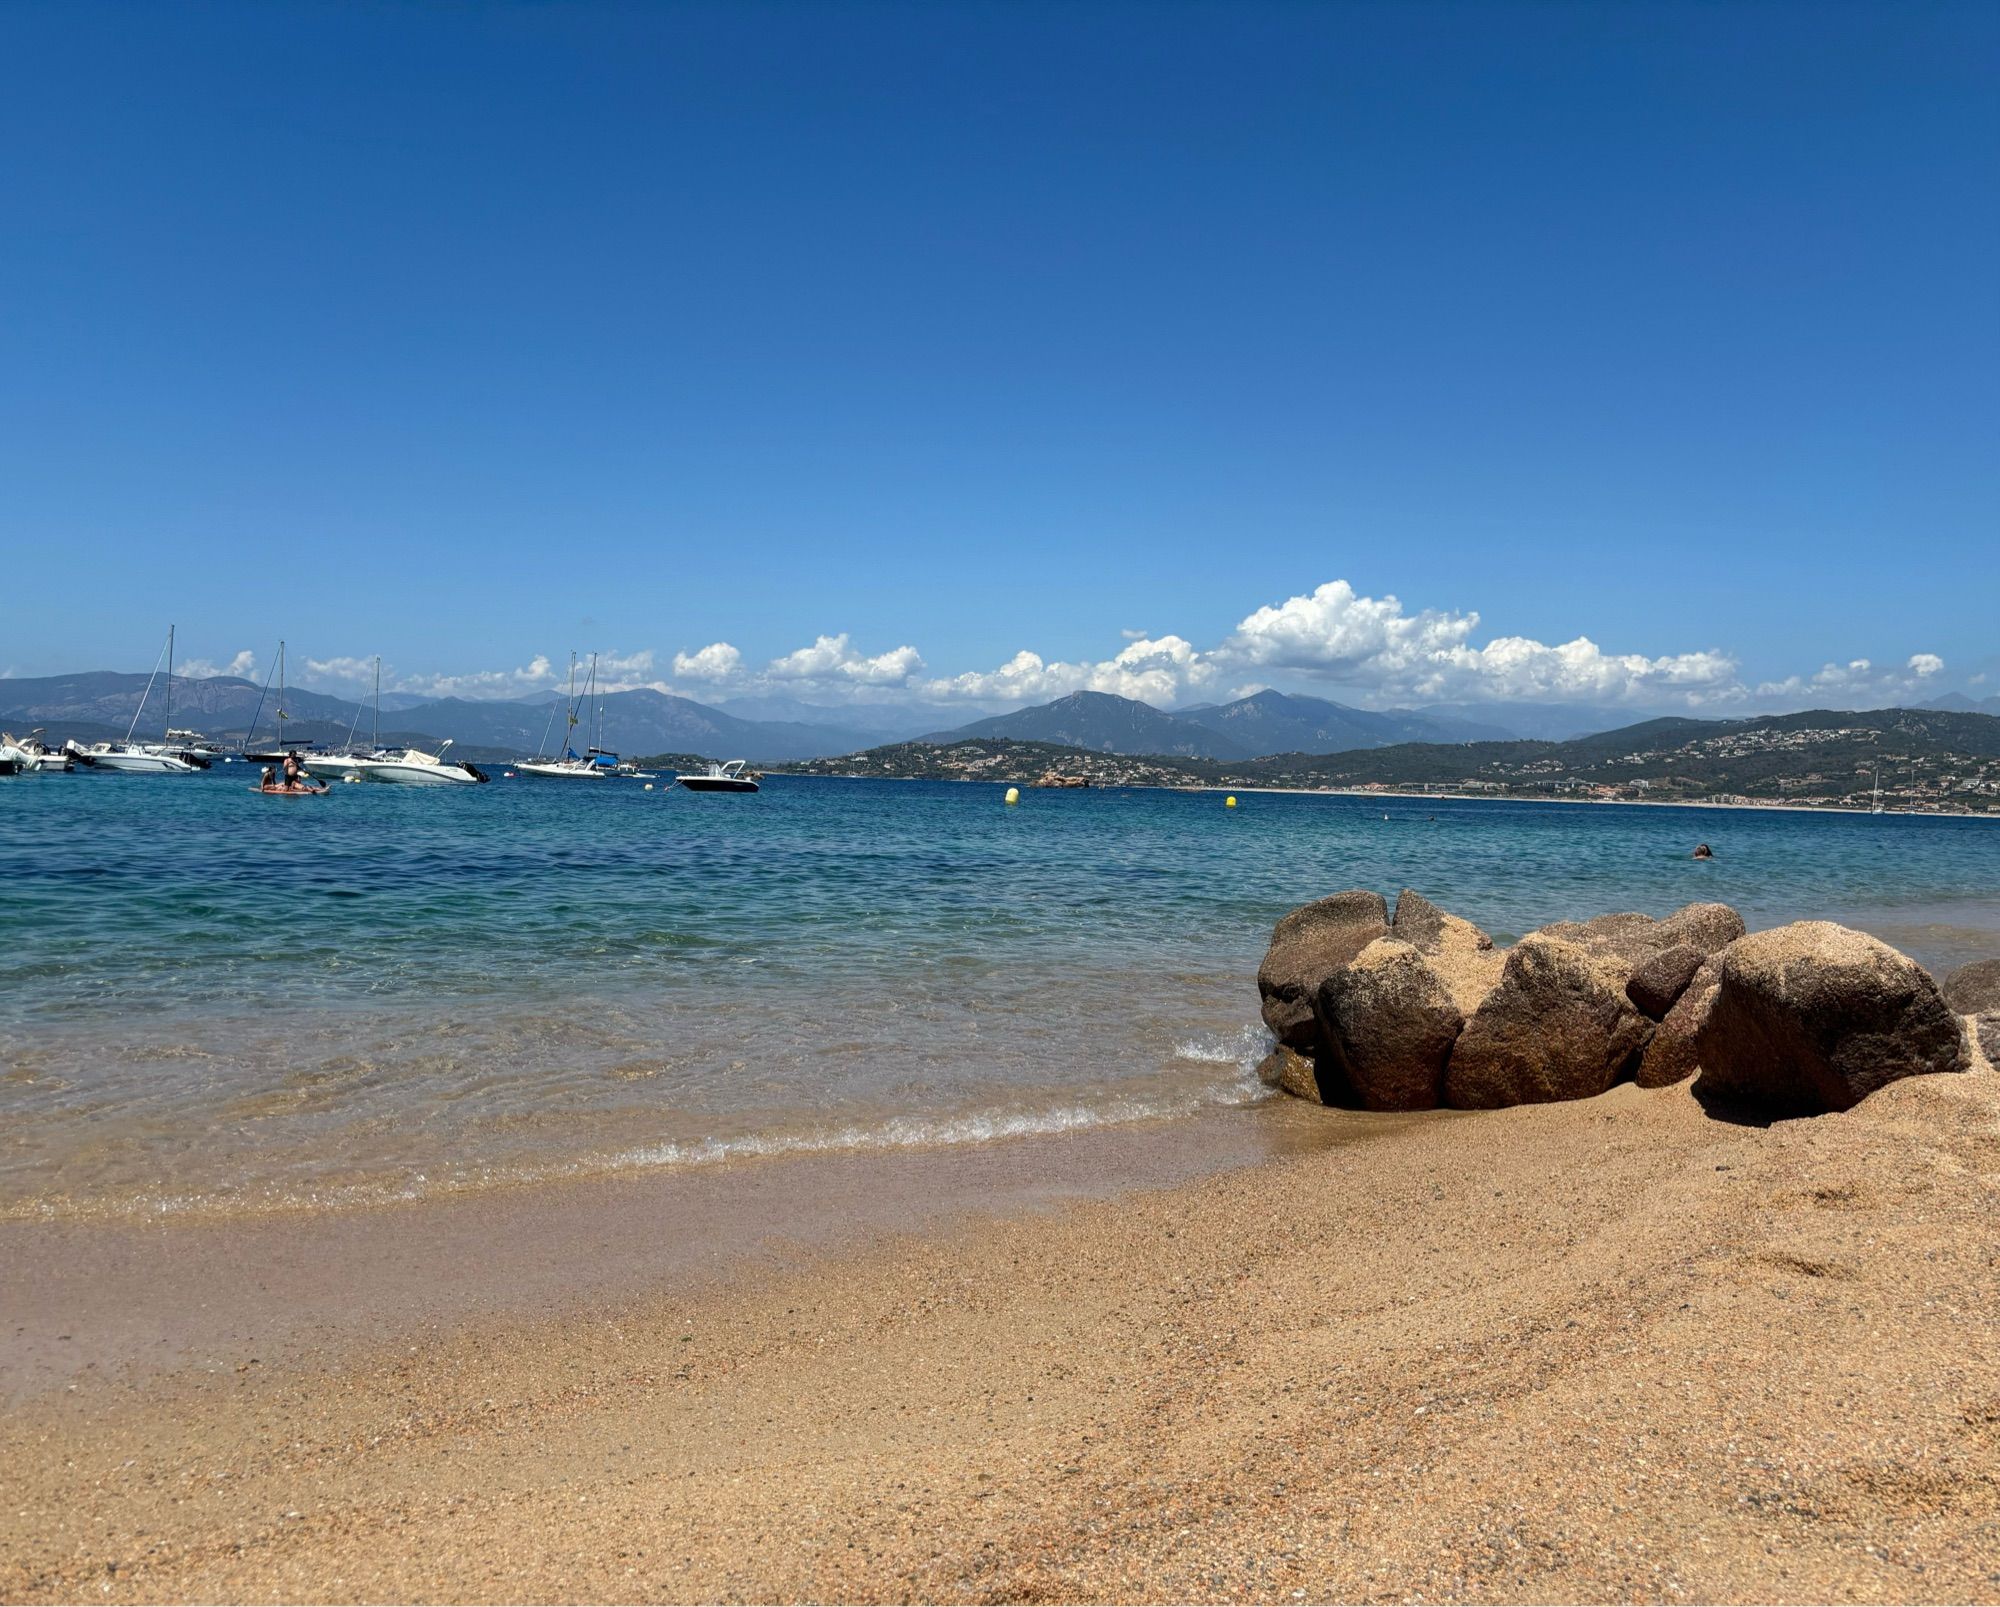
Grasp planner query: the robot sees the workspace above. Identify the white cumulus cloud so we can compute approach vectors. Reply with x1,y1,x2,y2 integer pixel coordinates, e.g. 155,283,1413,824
765,634,925,686
921,580,1741,710
393,655,560,700
672,642,745,681
918,634,1230,706
256,581,1959,720
179,649,259,680
1754,652,1946,705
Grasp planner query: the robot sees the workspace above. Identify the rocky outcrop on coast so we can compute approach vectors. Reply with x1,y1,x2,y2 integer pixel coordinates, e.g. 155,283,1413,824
1258,888,1980,1115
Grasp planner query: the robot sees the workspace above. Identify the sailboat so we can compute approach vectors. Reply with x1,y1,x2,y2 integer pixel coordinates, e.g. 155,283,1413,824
1871,767,1886,814
240,641,326,766
297,656,385,778
65,627,209,772
516,654,618,778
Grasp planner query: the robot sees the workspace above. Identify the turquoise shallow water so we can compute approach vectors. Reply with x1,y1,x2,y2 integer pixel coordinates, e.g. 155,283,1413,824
2,768,1996,1218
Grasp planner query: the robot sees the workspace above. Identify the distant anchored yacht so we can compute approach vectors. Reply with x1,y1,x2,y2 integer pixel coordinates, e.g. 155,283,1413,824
68,626,210,772
517,653,624,778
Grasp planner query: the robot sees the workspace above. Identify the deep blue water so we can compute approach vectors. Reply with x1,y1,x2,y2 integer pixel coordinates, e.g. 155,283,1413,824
2,766,1995,1217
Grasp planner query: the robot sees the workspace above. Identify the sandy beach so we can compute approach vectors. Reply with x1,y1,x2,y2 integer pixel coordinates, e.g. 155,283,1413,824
4,1055,1997,1605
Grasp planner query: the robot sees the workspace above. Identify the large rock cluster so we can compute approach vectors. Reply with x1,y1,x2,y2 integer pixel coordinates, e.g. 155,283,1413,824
1257,889,1979,1115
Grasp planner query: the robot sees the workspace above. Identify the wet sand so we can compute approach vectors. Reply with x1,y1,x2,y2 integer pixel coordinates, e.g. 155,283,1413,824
4,1068,1999,1603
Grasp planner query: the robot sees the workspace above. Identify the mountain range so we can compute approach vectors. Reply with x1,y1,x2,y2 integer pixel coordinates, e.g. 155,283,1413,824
0,671,878,763
20,666,1974,768
921,689,1521,759
1923,692,2000,716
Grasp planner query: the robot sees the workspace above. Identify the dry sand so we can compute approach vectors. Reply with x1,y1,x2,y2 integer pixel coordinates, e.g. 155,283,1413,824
4,1066,1999,1604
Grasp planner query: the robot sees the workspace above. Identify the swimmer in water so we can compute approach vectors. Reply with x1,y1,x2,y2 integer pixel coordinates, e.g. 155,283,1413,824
1692,843,1714,860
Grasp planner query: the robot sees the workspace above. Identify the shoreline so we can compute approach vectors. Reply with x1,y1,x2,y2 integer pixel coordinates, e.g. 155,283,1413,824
6,1069,1998,1603
776,771,2000,819
0,1101,1346,1406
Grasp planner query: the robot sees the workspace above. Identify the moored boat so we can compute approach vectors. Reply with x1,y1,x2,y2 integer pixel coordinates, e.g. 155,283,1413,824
69,626,209,772
515,654,622,778
0,730,73,773
351,741,488,785
675,759,760,793
67,740,204,773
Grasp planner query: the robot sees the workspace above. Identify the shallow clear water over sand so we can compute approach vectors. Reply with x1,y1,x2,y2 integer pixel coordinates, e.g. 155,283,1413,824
3,768,1995,1218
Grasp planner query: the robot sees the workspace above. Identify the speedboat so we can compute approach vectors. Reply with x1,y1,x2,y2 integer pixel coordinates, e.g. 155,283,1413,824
0,731,73,773
351,741,488,786
675,760,760,793
165,728,231,762
66,738,205,773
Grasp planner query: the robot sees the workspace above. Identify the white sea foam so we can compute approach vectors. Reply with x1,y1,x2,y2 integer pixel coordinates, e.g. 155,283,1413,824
1171,1023,1273,1071
12,1048,1279,1223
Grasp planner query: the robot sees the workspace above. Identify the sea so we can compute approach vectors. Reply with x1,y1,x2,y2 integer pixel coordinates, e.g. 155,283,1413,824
3,768,1996,1221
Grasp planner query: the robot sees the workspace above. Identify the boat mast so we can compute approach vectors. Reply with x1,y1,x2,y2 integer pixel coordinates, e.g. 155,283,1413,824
124,627,173,744
341,657,370,753
535,674,561,759
373,656,380,750
163,624,174,740
277,641,287,738
243,641,281,753
565,652,580,757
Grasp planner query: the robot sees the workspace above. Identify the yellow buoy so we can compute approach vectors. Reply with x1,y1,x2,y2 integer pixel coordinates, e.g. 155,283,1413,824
1004,786,1021,805
1225,795,1238,808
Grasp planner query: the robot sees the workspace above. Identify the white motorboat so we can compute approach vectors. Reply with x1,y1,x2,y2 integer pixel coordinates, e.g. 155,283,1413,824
675,760,760,794
164,728,231,761
69,626,208,772
68,739,203,773
0,730,73,773
352,741,488,786
252,654,386,778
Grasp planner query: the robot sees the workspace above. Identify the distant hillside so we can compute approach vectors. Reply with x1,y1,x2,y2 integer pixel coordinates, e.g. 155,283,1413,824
922,691,1260,760
0,672,875,762
363,689,870,763
780,707,2000,812
1410,700,1640,742
918,688,1514,761
1174,690,1513,753
1924,692,2000,716
0,670,359,734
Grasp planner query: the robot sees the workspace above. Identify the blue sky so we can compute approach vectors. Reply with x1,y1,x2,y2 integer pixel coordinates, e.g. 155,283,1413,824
2,0,1994,713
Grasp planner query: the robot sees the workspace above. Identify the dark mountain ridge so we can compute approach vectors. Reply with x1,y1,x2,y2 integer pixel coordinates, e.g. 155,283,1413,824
0,672,874,762
922,688,1518,759
921,690,1260,760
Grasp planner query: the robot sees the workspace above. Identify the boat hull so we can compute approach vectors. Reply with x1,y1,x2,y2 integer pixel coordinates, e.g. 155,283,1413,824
677,777,760,793
75,747,201,773
351,759,483,785
515,761,608,779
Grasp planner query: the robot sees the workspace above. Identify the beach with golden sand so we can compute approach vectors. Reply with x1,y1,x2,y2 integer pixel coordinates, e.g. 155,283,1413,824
5,1042,1997,1605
